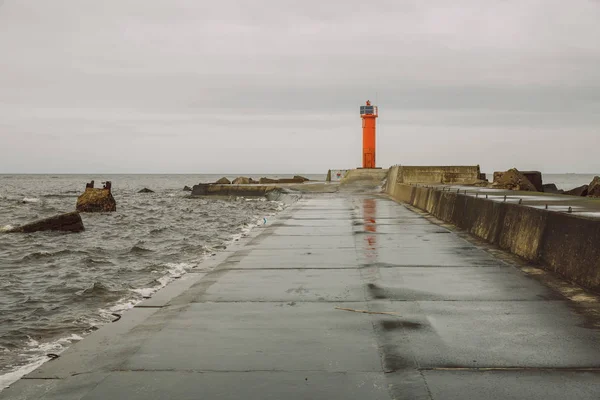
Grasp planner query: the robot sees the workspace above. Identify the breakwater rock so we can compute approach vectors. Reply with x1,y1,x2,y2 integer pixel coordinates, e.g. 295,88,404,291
76,181,116,212
561,176,600,197
588,176,600,197
564,185,589,197
138,188,154,193
6,212,84,233
259,177,307,184
542,184,563,194
232,177,251,184
215,177,231,184
191,183,276,197
492,169,537,191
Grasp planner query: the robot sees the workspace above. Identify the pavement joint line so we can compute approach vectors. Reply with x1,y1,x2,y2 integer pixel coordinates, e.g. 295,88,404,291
244,247,357,250
188,300,367,304
219,267,358,271
357,264,508,269
271,234,356,237
110,369,372,374
20,377,61,380
133,305,164,308
182,299,573,303
419,367,600,372
418,369,434,399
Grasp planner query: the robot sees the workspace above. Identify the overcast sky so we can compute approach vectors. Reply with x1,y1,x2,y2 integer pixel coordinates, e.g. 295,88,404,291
1,0,599,173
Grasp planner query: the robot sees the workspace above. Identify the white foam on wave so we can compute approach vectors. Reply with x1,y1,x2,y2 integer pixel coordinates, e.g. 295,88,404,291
130,287,155,298
21,197,40,203
153,262,190,288
0,334,83,391
0,225,14,232
0,264,196,391
226,200,287,244
126,262,193,305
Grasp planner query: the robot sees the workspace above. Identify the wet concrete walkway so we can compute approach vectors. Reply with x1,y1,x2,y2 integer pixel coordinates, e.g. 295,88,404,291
2,193,600,399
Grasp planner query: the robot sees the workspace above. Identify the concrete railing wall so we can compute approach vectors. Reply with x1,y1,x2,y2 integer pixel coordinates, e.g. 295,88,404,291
392,165,481,184
385,179,600,292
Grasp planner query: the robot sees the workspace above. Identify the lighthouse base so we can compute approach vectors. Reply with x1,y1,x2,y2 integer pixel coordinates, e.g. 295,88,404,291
340,168,389,186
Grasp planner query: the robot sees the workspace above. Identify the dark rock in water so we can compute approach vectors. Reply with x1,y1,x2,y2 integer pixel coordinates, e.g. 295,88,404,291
191,183,274,197
76,182,116,212
276,178,306,184
520,171,543,192
588,176,600,197
138,188,154,193
492,168,537,191
191,184,210,195
479,173,488,182
293,175,309,182
7,212,84,233
564,185,589,197
542,183,564,194
232,177,250,185
215,177,231,184
259,177,307,184
183,186,192,192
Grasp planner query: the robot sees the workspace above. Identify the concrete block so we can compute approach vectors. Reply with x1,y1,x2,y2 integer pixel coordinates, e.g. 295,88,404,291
396,165,480,184
497,204,546,261
385,180,600,291
541,213,600,292
521,171,543,192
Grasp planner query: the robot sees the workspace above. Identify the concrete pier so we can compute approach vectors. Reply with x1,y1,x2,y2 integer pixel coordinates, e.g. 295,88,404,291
2,192,600,399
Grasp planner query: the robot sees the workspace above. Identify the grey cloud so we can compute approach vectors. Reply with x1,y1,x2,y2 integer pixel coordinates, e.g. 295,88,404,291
1,0,599,173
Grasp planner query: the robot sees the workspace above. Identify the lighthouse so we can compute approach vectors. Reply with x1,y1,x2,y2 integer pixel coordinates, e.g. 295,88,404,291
360,100,378,168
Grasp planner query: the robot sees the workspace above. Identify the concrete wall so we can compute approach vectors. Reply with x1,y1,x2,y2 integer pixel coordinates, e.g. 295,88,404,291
390,165,481,185
385,181,600,292
326,169,350,182
191,184,277,197
340,169,388,186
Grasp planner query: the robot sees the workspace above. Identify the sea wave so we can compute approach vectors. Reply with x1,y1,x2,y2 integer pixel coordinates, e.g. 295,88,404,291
0,176,298,392
0,334,83,390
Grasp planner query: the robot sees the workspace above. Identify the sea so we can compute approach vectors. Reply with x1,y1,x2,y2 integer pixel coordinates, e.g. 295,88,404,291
0,172,595,389
0,173,323,389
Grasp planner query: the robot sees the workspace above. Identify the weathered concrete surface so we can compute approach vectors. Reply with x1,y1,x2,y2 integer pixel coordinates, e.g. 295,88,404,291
326,169,350,182
564,184,589,197
191,183,278,196
589,176,600,197
492,168,537,191
542,183,563,194
389,165,481,185
2,194,600,399
191,182,339,197
522,171,543,192
385,182,600,292
493,170,542,192
340,168,388,186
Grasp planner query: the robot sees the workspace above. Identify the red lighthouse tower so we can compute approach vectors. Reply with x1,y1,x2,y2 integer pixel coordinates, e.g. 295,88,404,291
360,100,378,168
